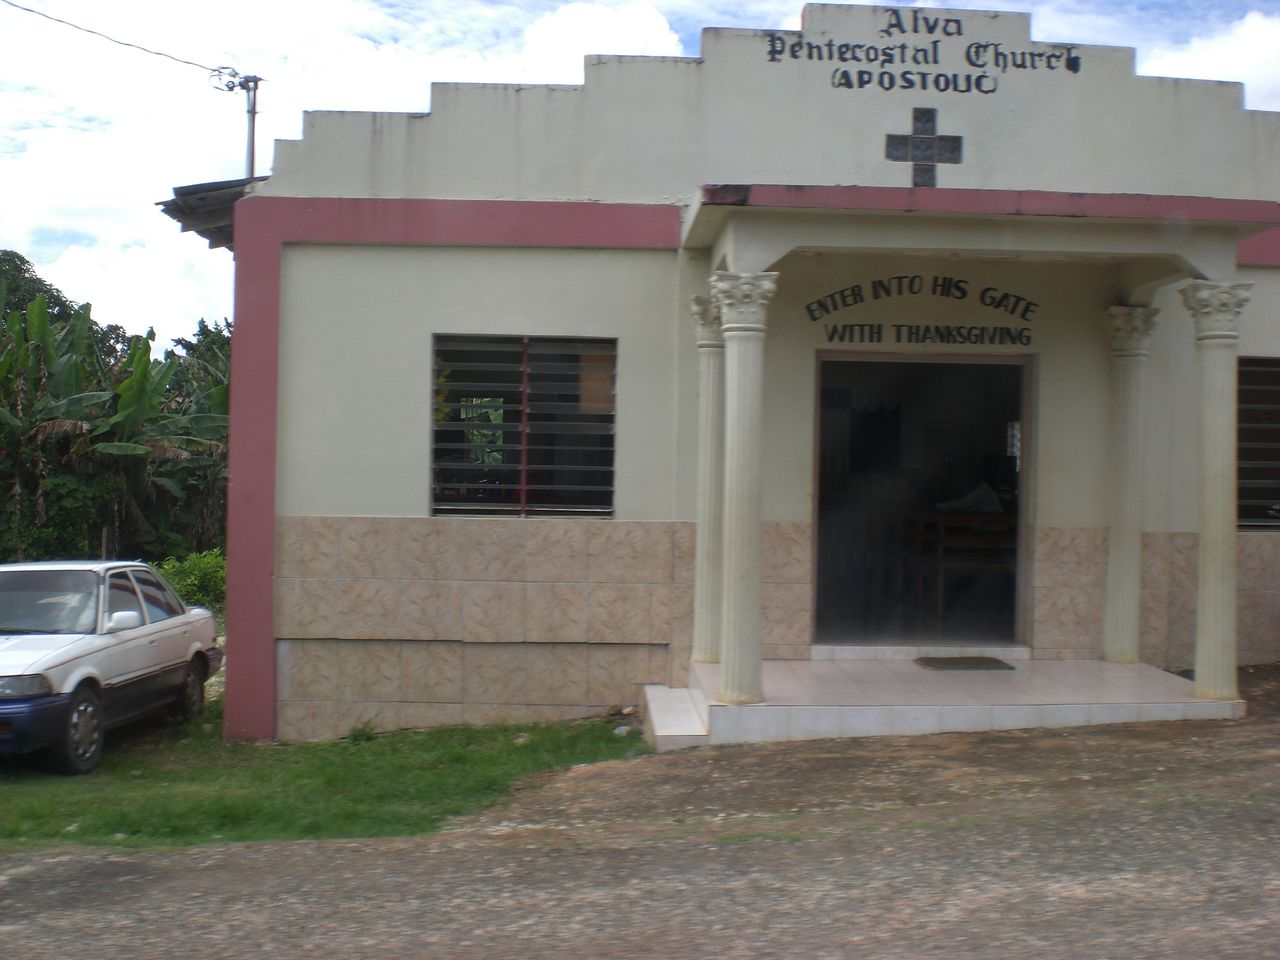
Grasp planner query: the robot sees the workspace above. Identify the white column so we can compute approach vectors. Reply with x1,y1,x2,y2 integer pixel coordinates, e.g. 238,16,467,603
691,296,725,663
1101,306,1157,663
711,271,778,704
1181,281,1252,700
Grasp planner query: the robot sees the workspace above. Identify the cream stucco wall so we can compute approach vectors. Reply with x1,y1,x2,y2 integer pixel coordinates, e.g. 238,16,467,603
275,244,1264,533
272,248,1273,529
276,245,683,520
258,5,1280,205
1238,265,1280,357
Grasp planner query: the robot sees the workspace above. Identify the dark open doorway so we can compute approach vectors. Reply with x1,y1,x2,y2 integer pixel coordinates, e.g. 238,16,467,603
816,358,1023,643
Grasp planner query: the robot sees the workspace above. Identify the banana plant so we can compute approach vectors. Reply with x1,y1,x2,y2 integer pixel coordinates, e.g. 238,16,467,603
91,333,229,553
0,290,112,557
0,272,232,559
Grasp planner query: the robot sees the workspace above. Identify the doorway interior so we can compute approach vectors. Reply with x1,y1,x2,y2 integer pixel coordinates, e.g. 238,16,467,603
816,357,1024,644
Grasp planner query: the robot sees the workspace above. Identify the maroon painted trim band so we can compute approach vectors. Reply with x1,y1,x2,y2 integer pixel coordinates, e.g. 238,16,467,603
224,210,282,740
237,196,683,249
224,197,682,740
1239,226,1280,268
701,184,1280,226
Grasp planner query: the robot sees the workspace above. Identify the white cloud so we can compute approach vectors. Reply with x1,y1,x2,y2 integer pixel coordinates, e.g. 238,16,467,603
0,0,695,347
521,2,684,79
0,0,695,345
1138,11,1280,111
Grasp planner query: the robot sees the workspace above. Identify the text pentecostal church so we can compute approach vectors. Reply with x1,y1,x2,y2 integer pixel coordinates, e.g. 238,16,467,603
165,4,1280,747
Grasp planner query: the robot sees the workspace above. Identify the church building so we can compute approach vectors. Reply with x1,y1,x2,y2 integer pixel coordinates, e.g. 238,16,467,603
192,4,1280,746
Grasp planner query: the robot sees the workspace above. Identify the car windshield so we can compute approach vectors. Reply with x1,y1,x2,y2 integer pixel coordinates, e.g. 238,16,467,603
0,570,99,634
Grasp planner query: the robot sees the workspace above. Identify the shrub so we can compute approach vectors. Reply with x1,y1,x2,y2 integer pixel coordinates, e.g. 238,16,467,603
157,548,226,615
0,473,116,562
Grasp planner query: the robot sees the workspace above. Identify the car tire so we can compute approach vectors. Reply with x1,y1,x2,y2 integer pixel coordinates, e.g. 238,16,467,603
49,684,104,775
170,658,206,722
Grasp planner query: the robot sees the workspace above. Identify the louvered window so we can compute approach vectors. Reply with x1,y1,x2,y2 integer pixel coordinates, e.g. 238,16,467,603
1239,357,1280,526
432,336,616,515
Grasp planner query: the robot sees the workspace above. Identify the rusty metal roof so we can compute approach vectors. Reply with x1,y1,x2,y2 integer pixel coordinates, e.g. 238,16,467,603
157,176,268,251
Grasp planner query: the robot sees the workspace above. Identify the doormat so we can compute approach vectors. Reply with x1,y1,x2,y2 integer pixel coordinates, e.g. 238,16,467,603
915,656,1016,671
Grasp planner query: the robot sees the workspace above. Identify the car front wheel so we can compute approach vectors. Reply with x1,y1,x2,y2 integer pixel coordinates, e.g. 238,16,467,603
50,684,104,775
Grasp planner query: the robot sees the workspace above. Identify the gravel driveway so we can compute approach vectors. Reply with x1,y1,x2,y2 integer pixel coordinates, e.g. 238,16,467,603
2,665,1277,959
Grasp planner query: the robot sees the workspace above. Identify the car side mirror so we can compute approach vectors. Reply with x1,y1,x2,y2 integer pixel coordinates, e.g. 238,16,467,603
106,610,143,632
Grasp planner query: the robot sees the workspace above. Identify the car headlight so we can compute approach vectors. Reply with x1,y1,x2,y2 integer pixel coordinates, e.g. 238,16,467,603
0,675,54,698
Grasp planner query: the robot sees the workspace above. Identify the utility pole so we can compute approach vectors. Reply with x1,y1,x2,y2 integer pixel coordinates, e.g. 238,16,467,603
212,69,263,179
239,75,261,178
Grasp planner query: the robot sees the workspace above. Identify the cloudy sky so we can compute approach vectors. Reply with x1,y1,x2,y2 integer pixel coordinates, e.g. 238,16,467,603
1,0,1278,349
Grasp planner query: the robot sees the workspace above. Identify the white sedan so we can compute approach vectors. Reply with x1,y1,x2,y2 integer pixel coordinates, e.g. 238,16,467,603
0,561,223,774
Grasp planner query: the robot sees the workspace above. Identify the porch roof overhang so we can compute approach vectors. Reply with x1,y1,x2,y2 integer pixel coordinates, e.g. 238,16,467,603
683,184,1280,303
158,176,269,251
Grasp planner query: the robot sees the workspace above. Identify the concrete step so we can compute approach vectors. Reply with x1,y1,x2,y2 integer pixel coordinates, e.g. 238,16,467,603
811,643,1032,660
642,684,709,752
645,659,1245,750
693,697,1242,745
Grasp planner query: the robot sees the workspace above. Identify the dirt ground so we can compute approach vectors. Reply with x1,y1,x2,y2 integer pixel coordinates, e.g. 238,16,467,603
2,664,1277,959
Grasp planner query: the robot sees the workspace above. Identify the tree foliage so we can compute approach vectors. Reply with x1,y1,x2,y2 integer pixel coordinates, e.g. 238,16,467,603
0,252,230,562
0,250,76,321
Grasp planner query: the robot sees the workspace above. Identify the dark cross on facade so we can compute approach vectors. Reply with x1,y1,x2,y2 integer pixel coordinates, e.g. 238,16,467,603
885,108,963,188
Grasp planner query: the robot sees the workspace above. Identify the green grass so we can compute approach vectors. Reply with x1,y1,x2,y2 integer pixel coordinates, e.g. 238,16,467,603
0,698,648,848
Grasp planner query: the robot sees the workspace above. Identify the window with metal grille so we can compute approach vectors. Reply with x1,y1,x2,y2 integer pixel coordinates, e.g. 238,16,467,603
1239,357,1280,526
432,336,616,516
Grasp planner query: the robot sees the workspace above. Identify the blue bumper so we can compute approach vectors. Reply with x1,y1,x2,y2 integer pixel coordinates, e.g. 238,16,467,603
0,693,72,754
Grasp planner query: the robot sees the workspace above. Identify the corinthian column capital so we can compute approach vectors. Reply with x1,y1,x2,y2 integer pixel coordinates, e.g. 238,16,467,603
692,295,722,348
1180,281,1253,342
709,271,779,334
1102,306,1158,357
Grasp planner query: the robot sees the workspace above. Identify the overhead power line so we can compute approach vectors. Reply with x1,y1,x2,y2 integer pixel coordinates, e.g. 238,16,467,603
0,0,220,73
2,0,265,175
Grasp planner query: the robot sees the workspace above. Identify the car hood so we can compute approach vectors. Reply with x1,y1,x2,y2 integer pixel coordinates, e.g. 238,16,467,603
0,633,88,675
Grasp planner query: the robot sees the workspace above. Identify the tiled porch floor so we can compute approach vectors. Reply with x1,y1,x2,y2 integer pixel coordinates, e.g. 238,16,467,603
643,650,1245,751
